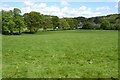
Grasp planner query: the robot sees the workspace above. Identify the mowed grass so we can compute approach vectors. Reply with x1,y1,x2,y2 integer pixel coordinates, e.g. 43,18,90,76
2,30,118,78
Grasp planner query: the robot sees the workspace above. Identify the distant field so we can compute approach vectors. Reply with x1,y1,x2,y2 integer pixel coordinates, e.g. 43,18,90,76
2,30,118,78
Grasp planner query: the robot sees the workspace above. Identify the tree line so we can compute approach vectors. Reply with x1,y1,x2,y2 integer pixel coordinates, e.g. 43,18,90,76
1,8,120,35
77,14,120,30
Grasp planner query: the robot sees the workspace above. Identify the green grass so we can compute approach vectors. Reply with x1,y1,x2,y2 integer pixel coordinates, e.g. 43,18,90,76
0,35,2,79
2,30,118,78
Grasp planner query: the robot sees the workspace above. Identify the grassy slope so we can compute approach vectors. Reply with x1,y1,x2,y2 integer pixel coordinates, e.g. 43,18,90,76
2,30,118,78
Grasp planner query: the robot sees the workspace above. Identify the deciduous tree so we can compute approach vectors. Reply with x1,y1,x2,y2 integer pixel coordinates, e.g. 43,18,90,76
101,20,110,30
51,16,59,30
59,18,70,30
24,11,42,33
42,15,53,31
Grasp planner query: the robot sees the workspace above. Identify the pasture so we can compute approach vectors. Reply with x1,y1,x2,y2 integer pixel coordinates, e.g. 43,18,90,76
2,30,118,78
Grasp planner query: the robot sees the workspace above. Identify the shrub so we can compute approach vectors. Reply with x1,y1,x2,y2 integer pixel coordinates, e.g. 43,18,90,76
82,22,94,29
114,24,120,30
93,24,100,30
101,20,110,30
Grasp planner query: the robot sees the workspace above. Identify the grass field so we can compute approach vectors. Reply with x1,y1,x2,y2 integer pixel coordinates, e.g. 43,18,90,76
0,35,2,79
2,30,118,78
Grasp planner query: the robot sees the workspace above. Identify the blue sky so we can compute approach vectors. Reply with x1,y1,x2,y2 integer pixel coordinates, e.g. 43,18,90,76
0,1,119,18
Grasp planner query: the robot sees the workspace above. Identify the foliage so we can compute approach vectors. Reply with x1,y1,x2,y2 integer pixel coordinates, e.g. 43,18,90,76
13,8,25,34
82,22,94,29
2,10,10,34
113,24,120,30
94,17,102,24
87,17,95,22
23,11,42,33
2,8,24,35
0,11,1,33
7,19,16,34
1,8,120,35
74,16,87,23
93,24,100,30
101,20,110,30
42,15,53,31
59,18,70,30
51,16,59,30
65,18,79,29
107,17,116,24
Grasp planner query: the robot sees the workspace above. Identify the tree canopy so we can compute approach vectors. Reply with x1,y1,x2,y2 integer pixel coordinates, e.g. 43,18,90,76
23,11,42,33
1,8,120,35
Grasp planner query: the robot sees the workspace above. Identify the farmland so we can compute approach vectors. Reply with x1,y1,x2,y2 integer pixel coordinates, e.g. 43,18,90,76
2,30,118,78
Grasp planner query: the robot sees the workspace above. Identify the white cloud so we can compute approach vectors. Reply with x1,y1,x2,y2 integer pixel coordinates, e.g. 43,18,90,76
24,1,34,6
0,7,14,11
37,3,47,8
96,6,110,11
115,4,118,8
79,6,90,11
0,4,14,11
0,1,112,18
61,0,70,7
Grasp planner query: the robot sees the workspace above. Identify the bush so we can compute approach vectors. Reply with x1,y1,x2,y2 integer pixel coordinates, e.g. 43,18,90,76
101,20,110,30
110,24,116,30
93,24,100,30
2,31,9,35
82,22,94,29
113,24,120,30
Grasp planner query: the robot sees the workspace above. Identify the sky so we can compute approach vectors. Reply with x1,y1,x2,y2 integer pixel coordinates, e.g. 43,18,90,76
0,0,119,18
